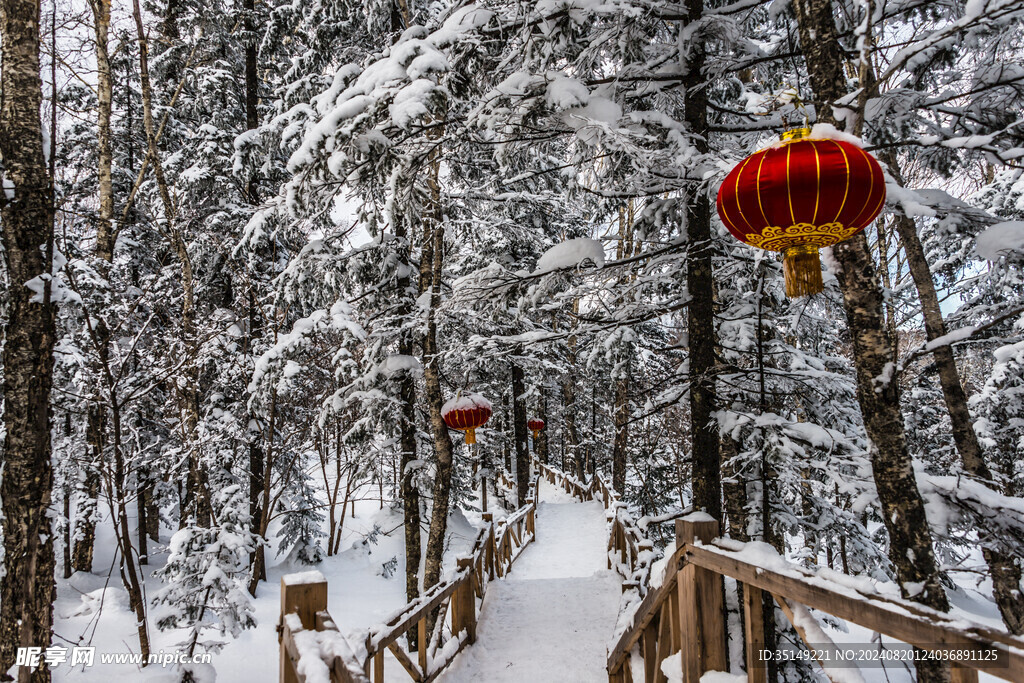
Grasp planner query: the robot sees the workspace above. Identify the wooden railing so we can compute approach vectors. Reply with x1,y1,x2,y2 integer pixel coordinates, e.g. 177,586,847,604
607,516,1024,683
537,460,592,500
280,474,540,683
278,571,369,683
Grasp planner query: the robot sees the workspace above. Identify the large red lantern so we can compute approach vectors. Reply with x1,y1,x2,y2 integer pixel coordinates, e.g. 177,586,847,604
716,128,886,297
528,418,545,439
442,393,492,445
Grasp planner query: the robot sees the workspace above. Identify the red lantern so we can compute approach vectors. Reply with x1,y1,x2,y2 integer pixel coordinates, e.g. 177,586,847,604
716,128,886,297
528,418,545,439
442,393,492,445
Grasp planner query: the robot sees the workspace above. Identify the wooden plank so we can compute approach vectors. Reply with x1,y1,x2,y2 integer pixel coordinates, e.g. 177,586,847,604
951,664,979,683
742,584,767,683
642,616,659,683
417,618,428,675
454,559,477,644
655,599,673,683
771,593,846,683
387,641,423,682
677,560,701,683
685,544,1024,681
422,632,470,683
280,620,305,683
675,519,727,681
374,650,384,683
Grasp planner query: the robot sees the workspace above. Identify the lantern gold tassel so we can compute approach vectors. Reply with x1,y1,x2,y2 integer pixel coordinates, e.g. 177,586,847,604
465,428,477,445
782,244,824,297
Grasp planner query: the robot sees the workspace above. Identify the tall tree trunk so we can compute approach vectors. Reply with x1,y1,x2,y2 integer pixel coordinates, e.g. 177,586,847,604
562,300,582,478
884,157,1024,634
792,4,950,681
74,0,117,577
395,194,422,611
511,359,530,505
0,0,58,675
611,372,629,492
421,145,456,593
242,0,264,577
107,396,151,663
682,0,721,521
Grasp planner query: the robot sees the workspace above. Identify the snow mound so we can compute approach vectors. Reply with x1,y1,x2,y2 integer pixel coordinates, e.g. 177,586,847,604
975,221,1024,260
807,123,865,147
534,238,605,274
441,392,492,415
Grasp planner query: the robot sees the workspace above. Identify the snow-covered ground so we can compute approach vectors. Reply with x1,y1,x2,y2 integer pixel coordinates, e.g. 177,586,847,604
440,485,621,682
45,478,1012,683
50,494,487,682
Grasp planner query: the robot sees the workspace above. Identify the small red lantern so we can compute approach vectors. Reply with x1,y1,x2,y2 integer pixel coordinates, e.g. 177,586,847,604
528,418,545,439
442,393,492,445
716,128,886,297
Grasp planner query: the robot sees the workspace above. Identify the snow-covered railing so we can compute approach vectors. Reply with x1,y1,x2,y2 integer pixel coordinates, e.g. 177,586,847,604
536,459,593,501
606,516,1024,683
280,474,541,683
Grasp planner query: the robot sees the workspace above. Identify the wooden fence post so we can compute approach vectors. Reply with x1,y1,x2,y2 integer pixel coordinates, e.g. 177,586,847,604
483,513,496,580
742,583,767,683
280,572,328,683
454,558,478,644
675,516,727,683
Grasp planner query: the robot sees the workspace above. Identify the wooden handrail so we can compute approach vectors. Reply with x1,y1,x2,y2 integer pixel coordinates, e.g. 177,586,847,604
280,473,542,683
606,516,1024,683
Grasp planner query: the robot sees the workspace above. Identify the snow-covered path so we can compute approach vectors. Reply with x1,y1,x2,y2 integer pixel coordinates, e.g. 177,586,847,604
440,483,621,683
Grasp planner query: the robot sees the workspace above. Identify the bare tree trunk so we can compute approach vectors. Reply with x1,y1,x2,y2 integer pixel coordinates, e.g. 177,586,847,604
420,139,456,594
511,360,530,505
721,435,748,542
682,0,721,521
563,302,582,477
0,0,59,674
107,397,151,662
399,327,422,602
248,393,276,594
611,372,629,492
72,0,117,577
792,3,950,680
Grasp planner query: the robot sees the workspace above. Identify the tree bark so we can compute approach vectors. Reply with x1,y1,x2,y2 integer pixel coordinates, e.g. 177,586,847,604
421,146,455,593
682,0,721,522
792,4,950,681
611,372,629,493
72,0,117,578
511,359,530,505
0,0,59,675
562,299,583,478
395,192,422,611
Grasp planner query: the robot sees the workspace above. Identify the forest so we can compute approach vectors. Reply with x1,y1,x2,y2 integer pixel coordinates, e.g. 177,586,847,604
1,0,1024,680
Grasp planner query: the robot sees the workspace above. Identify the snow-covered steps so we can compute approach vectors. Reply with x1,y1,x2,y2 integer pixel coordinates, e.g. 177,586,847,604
440,489,622,682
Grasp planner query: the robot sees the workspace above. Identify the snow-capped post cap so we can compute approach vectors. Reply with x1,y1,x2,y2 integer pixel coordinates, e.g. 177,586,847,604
441,392,492,445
